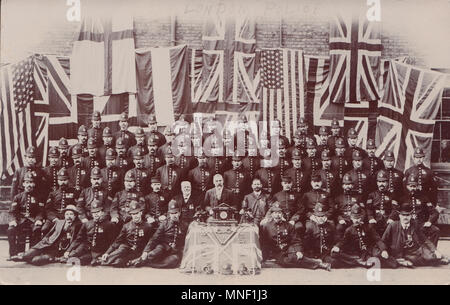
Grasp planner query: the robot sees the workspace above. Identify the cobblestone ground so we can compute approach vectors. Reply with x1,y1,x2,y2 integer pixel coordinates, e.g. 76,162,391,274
0,240,449,285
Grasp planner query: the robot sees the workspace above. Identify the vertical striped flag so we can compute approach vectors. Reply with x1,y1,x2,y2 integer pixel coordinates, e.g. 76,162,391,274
0,57,35,177
260,48,305,141
135,45,190,126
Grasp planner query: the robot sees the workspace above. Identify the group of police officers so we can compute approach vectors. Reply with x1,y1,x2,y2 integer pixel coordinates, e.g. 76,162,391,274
6,110,449,271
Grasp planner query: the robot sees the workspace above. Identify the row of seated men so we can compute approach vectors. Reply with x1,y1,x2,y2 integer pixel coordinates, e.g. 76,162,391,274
7,169,449,270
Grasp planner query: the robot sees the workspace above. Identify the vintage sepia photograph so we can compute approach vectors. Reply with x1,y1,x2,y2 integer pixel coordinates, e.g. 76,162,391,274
0,0,449,289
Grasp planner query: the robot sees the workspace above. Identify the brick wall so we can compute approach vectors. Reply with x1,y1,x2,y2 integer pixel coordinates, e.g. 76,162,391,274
2,0,442,65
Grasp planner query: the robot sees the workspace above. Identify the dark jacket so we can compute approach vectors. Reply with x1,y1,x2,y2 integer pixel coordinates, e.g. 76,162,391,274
382,220,436,258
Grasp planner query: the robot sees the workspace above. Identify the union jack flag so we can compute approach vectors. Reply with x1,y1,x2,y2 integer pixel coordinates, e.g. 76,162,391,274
304,55,344,133
375,61,447,171
191,1,260,109
329,13,382,104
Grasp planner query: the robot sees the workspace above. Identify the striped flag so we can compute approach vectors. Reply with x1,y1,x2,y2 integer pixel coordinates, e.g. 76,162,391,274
260,48,305,141
375,61,447,171
0,57,35,177
135,45,190,126
71,13,136,96
304,55,344,133
329,12,381,104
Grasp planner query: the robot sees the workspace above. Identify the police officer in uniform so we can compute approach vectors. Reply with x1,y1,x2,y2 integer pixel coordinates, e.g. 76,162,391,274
128,148,151,195
331,204,396,268
382,150,404,200
223,154,252,209
206,140,228,175
327,118,343,154
101,148,123,199
114,112,136,148
144,177,171,225
71,125,89,157
77,167,112,223
300,175,333,220
303,138,321,179
132,200,189,268
98,127,115,161
67,200,116,265
303,202,339,268
115,137,133,174
363,139,383,192
101,200,155,267
344,150,370,201
344,128,367,163
157,126,176,160
260,204,330,270
127,127,149,159
7,172,44,258
317,150,339,197
366,170,399,237
399,174,440,247
188,151,214,197
88,111,103,147
285,150,309,196
317,126,331,157
43,168,78,236
68,144,90,193
83,137,105,173
155,149,182,196
11,146,45,200
110,170,145,227
335,173,364,240
242,139,261,179
255,152,281,196
275,141,292,178
43,146,61,196
144,138,164,178
240,178,269,226
174,135,198,180
145,114,166,148
331,137,350,187
57,137,73,169
404,147,438,204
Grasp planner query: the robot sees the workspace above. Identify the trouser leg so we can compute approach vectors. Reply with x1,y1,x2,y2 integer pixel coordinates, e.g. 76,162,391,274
7,226,18,257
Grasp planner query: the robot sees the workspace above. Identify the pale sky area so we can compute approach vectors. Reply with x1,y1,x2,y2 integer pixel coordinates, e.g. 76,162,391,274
1,0,449,68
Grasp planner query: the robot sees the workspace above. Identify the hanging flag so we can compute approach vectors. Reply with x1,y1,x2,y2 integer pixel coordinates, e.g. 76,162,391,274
71,13,136,96
304,55,344,133
191,0,260,118
328,12,381,104
375,61,447,171
135,45,190,126
344,101,377,149
33,55,79,147
0,57,34,176
379,56,413,100
260,48,305,141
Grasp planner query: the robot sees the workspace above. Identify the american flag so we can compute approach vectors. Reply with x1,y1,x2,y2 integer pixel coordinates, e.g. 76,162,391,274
329,13,382,104
0,57,35,177
260,48,305,141
375,61,447,171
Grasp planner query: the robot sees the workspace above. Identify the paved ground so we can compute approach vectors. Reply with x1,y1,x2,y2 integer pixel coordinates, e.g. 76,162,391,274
0,239,449,285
